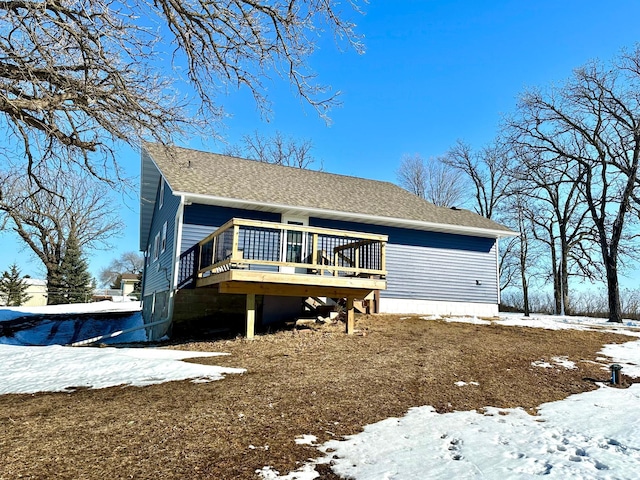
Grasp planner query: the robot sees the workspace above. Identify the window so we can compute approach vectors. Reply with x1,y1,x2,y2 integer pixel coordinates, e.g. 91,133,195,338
161,222,167,253
153,232,160,261
158,179,164,209
146,247,150,266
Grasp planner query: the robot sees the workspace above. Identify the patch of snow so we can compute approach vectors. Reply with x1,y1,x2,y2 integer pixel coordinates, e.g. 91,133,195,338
295,434,318,446
265,316,640,480
0,301,140,322
531,360,554,369
600,339,640,378
531,357,577,370
552,356,577,370
0,345,244,394
496,312,640,336
256,465,319,480
304,384,640,479
424,315,492,325
455,381,479,387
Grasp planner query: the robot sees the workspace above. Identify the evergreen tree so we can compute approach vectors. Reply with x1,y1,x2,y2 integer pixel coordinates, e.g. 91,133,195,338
132,273,142,300
0,263,32,306
59,231,93,304
109,273,123,290
47,264,66,305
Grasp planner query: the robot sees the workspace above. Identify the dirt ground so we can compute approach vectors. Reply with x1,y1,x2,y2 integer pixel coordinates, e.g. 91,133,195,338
0,315,634,479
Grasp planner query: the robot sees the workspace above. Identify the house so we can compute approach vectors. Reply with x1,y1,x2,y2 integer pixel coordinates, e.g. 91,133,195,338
22,278,48,306
0,278,47,307
120,273,141,298
139,143,515,340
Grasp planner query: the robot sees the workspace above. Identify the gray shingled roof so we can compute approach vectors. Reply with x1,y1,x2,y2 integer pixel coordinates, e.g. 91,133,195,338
143,143,514,236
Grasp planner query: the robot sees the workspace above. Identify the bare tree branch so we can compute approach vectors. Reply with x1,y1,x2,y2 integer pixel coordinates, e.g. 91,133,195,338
225,130,320,169
0,0,363,186
507,47,640,322
396,153,468,207
0,166,123,303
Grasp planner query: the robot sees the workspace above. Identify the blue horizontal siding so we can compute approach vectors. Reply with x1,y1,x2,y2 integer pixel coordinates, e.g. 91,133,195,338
310,217,494,252
310,217,498,304
184,204,280,227
181,204,281,253
168,206,499,305
385,243,497,303
142,179,180,296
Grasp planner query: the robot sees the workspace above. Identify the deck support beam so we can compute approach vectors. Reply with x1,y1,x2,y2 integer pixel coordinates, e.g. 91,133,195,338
346,297,355,334
246,293,255,339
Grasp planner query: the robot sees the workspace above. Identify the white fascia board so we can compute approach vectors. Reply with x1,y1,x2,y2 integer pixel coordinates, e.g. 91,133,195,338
178,192,518,239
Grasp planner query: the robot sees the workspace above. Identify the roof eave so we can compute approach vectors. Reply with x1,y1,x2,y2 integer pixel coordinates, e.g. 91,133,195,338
178,192,517,239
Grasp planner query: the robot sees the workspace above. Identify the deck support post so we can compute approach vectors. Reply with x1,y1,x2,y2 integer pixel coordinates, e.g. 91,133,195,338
373,290,380,314
346,297,355,334
246,293,255,339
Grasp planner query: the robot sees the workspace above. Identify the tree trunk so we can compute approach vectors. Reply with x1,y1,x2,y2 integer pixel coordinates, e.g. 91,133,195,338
560,237,570,315
550,246,561,315
522,275,530,317
519,238,530,317
605,255,623,323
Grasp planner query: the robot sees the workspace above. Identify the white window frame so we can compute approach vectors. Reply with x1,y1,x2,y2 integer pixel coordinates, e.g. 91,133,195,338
158,179,164,209
161,221,167,253
153,232,160,261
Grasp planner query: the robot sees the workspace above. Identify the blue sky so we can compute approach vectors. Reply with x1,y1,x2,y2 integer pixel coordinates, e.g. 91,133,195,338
3,0,640,288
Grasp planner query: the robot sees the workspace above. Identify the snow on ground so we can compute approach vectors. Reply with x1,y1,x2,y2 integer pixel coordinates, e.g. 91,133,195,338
5,303,640,478
492,312,640,335
0,300,140,321
532,356,577,370
0,301,244,394
310,385,640,480
0,345,245,395
259,313,640,480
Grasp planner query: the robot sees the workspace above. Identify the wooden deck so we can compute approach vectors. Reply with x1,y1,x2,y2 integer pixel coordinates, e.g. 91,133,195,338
178,218,388,337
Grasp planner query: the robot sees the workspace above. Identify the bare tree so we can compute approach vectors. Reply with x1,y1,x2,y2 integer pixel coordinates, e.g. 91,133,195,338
225,131,319,169
99,252,144,287
497,235,520,294
0,168,123,304
0,0,363,187
509,48,640,322
443,140,517,294
396,154,468,207
444,140,511,220
509,194,533,316
508,148,603,316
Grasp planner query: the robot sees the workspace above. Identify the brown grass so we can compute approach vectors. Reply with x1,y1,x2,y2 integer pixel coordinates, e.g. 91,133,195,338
0,315,634,479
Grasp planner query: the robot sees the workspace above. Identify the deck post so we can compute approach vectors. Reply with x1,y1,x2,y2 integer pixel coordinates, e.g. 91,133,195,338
232,223,241,260
346,297,355,334
311,234,319,265
246,293,255,339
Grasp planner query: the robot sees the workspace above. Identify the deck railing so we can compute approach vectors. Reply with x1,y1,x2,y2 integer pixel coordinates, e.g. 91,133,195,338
185,218,387,283
177,243,199,288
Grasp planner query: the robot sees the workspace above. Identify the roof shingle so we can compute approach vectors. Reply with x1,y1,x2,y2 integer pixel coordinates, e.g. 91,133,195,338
143,143,514,236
